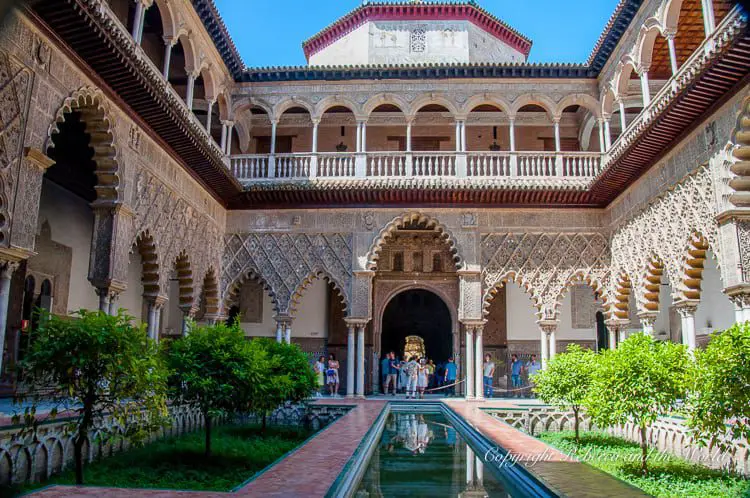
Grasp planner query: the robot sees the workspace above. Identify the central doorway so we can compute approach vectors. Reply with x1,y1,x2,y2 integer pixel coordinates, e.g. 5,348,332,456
381,290,452,363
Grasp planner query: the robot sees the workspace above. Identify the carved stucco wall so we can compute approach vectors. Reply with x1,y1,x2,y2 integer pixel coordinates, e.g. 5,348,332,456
0,14,225,309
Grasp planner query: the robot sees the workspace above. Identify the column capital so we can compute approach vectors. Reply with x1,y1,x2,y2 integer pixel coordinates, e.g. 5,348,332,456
637,311,659,326
345,318,369,328
537,319,558,334
603,317,629,332
673,299,699,317
146,295,168,309
163,35,178,47
663,29,677,40
0,260,20,276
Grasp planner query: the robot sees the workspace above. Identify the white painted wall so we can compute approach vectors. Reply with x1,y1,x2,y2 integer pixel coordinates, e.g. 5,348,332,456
506,283,595,341
239,292,277,337
37,179,98,313
309,20,524,66
506,283,539,340
119,249,145,323
695,253,735,335
292,278,329,339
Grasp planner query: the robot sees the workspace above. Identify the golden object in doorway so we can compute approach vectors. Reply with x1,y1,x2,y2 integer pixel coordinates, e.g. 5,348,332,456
404,335,425,360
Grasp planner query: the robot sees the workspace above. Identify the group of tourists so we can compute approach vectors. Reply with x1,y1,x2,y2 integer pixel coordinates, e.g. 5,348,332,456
380,353,459,398
508,353,542,397
313,354,341,398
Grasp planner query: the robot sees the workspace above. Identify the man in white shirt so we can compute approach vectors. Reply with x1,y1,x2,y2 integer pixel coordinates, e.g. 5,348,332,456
483,354,495,399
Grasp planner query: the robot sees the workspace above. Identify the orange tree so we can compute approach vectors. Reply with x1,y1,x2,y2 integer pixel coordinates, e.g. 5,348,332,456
16,310,168,485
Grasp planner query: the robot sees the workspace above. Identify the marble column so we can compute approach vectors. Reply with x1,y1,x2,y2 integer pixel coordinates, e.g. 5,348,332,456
225,121,234,155
509,117,516,152
108,291,119,316
604,120,612,150
549,327,557,360
97,288,111,313
465,325,474,399
618,100,627,131
162,38,174,79
205,100,214,135
474,326,484,400
406,120,413,152
186,72,197,111
638,312,658,337
284,322,292,344
347,324,356,397
275,321,283,343
676,302,698,351
131,0,145,43
701,0,716,36
0,262,19,375
666,33,679,75
640,69,651,107
553,119,561,152
540,328,549,370
356,324,365,398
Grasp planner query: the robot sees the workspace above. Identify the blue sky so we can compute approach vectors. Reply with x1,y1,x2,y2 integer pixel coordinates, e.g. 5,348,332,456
214,0,622,68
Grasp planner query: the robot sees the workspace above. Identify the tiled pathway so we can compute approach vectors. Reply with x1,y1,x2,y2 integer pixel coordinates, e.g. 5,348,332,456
444,399,650,497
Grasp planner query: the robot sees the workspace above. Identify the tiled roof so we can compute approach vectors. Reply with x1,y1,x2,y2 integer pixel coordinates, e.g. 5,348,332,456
586,0,645,71
301,1,533,61
241,62,595,82
190,0,245,78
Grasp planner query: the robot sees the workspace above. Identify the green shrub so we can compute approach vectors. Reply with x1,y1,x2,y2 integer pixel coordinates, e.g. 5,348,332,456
585,333,690,475
16,310,168,485
533,344,597,445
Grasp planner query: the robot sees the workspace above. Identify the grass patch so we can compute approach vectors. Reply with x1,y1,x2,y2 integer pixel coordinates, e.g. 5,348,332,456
538,431,750,498
7,424,314,497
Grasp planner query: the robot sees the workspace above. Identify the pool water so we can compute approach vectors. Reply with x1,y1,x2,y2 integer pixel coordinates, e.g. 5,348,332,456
354,412,517,497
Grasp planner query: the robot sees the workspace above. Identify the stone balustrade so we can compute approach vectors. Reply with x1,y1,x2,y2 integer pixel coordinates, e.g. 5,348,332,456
229,151,602,184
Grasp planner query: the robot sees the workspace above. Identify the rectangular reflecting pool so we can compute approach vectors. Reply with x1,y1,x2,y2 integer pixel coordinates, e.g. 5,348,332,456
354,412,517,497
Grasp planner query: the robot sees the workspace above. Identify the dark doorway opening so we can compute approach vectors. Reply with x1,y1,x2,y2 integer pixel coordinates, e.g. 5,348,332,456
382,290,452,363
595,311,609,351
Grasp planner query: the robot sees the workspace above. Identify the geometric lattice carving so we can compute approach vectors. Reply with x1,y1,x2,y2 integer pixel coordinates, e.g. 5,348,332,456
0,50,32,248
482,232,610,318
132,170,222,304
610,166,719,312
571,284,598,329
222,232,353,315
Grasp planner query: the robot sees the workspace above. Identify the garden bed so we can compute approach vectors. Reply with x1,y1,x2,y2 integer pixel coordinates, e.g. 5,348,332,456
539,431,749,498
9,424,315,497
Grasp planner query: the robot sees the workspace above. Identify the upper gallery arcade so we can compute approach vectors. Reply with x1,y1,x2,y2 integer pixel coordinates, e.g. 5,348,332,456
0,0,749,397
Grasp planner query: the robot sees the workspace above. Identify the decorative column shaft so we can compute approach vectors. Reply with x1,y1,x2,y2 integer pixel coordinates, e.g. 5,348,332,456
465,325,474,399
131,0,145,43
186,72,196,111
474,326,484,400
311,121,319,153
640,70,651,107
549,328,557,360
553,119,561,152
270,120,278,154
460,120,467,152
540,328,549,370
355,122,362,153
0,262,19,375
604,120,612,150
162,38,173,79
701,0,716,36
455,120,462,152
275,321,283,343
676,302,698,351
356,324,365,398
361,121,367,153
284,322,292,344
597,118,606,152
406,120,413,152
618,101,627,131
220,122,228,152
205,100,214,135
225,122,234,155
666,34,679,75
509,118,516,152
347,324,355,397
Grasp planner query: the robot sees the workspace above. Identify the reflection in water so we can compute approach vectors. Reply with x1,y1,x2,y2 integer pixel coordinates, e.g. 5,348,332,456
355,413,515,497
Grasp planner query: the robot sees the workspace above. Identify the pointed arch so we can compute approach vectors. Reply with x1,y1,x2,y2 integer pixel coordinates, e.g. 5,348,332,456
482,271,542,317
48,87,122,203
289,269,350,316
132,231,161,298
640,256,666,313
222,268,280,316
552,271,607,320
366,213,464,271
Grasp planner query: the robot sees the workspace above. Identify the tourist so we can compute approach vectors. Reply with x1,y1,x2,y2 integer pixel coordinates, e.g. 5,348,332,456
426,359,435,388
380,353,390,395
444,357,457,396
483,353,495,399
510,354,523,397
405,356,419,399
526,354,542,398
417,358,428,399
326,353,340,397
398,356,408,394
314,356,326,397
385,352,399,395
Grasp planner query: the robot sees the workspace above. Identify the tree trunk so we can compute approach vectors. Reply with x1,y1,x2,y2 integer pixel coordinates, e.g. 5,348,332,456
573,407,580,447
204,414,212,458
639,423,648,476
74,403,94,485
